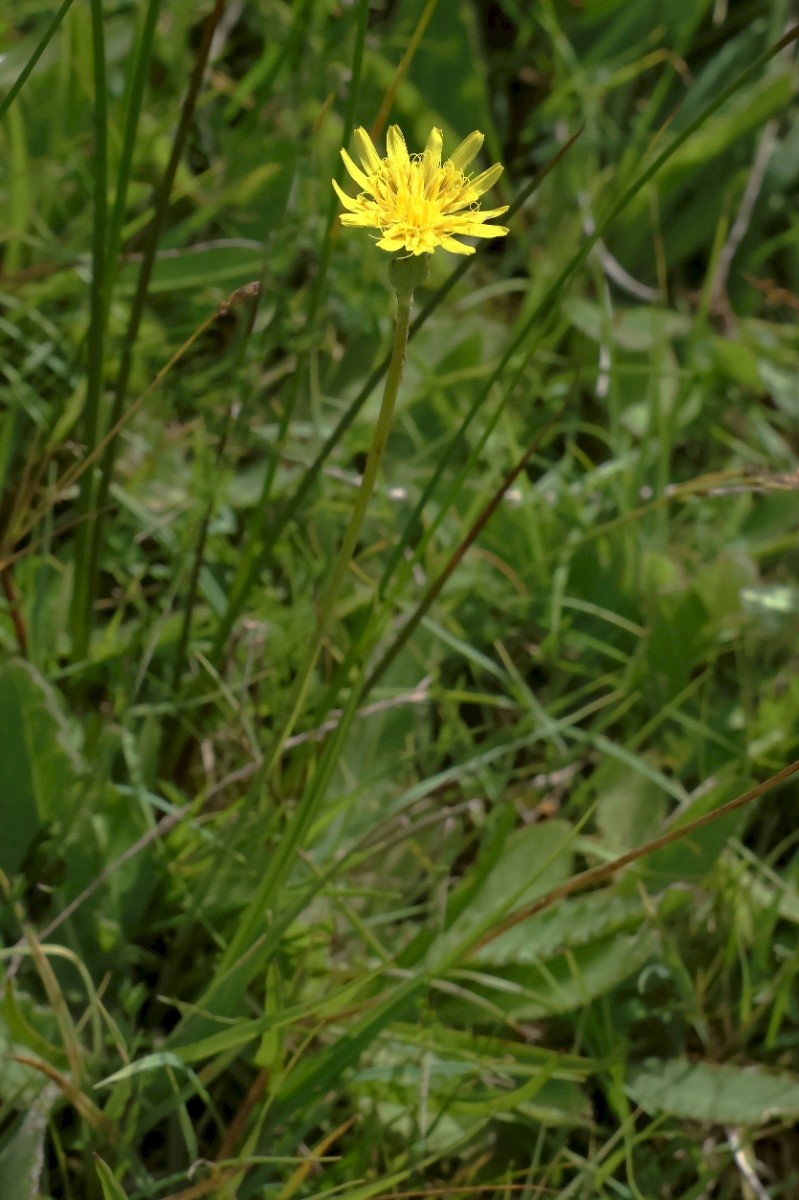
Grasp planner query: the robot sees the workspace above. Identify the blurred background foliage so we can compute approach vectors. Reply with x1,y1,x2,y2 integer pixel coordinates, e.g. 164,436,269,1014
2,0,799,1197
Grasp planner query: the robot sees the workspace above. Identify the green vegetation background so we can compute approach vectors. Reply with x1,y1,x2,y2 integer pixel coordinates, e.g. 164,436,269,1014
2,0,799,1196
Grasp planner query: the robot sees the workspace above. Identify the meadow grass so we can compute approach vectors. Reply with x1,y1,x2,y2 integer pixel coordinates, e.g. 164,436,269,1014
2,1,799,1197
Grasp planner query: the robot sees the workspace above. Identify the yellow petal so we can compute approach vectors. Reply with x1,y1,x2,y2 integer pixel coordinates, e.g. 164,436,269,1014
422,126,443,185
438,235,475,255
448,131,483,172
470,205,510,220
339,212,378,227
444,206,509,226
340,148,371,191
353,126,382,174
376,233,407,251
332,178,362,212
386,125,409,168
465,162,503,199
449,222,509,238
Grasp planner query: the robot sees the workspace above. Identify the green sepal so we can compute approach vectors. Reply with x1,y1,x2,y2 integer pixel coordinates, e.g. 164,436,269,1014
389,253,430,304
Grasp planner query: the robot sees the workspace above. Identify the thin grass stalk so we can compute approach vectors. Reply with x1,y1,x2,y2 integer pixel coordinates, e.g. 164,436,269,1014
310,332,568,723
83,0,227,639
164,298,270,728
0,425,48,567
103,0,162,304
1,568,27,655
3,102,29,275
69,0,108,660
13,312,220,552
153,0,319,496
376,314,571,609
0,0,76,124
187,0,326,609
369,0,439,142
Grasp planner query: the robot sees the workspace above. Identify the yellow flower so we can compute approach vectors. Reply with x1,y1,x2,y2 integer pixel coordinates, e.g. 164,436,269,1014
332,125,509,257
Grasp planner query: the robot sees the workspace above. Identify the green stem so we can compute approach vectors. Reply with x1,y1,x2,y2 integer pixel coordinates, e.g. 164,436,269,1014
70,0,107,662
262,276,416,779
103,0,162,306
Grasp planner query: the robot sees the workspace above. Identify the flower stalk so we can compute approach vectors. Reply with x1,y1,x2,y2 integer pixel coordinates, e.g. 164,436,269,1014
263,255,427,779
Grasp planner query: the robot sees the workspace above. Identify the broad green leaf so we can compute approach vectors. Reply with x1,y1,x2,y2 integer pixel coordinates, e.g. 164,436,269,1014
628,1058,799,1124
435,819,575,966
564,298,692,350
0,1087,55,1200
446,929,659,1021
0,660,83,875
115,243,264,295
711,336,763,389
350,1041,590,1154
641,785,752,885
471,890,652,967
595,760,667,855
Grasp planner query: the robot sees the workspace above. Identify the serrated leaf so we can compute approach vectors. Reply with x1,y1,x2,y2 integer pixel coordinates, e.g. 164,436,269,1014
627,1058,799,1124
434,819,575,968
453,929,659,1021
471,890,650,967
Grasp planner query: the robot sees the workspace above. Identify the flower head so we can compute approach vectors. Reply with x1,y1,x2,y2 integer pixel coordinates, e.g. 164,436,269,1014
332,125,509,257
